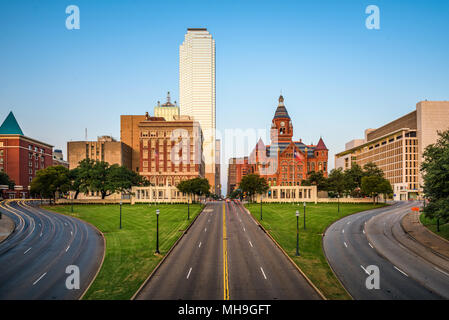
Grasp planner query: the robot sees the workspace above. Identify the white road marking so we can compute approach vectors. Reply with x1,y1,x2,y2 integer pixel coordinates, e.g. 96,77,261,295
434,267,449,277
64,223,67,226
204,228,207,232
369,243,374,248
33,272,47,285
186,267,192,279
249,240,253,247
24,247,32,254
363,229,365,234
243,227,246,232
70,231,73,236
40,232,43,237
394,266,409,277
198,242,202,248
344,242,348,248
66,245,70,252
260,267,267,279
347,221,351,225
342,229,345,234
360,265,370,275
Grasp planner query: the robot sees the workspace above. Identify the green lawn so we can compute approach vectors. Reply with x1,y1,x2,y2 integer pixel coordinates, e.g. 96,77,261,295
245,202,387,300
46,203,203,300
420,214,449,241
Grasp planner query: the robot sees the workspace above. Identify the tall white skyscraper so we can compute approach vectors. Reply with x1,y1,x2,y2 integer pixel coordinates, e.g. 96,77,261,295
180,28,218,193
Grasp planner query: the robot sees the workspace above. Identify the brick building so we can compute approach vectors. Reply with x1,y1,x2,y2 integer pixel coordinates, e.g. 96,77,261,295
0,112,53,196
228,96,328,190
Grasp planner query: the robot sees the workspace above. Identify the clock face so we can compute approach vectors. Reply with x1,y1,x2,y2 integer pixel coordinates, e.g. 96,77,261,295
280,121,285,127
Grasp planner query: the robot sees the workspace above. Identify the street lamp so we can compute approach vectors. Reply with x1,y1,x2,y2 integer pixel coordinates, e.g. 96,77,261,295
187,194,190,221
303,201,306,230
155,209,160,254
71,193,74,213
119,201,122,229
260,194,263,221
295,210,300,256
337,194,340,214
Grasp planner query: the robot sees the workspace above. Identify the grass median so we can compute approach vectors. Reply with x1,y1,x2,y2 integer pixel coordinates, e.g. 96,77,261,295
420,214,449,241
245,202,387,300
47,203,203,300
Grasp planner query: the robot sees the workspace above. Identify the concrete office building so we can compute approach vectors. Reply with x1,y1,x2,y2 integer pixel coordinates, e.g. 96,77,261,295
154,92,180,121
335,101,449,201
67,135,132,170
179,28,218,193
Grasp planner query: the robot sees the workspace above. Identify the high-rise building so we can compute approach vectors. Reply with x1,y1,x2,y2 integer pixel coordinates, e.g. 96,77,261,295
179,28,217,193
335,101,449,201
154,92,180,121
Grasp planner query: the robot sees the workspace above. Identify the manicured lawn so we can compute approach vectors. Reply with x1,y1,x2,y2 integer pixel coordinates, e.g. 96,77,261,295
245,202,387,300
420,214,449,241
47,203,203,300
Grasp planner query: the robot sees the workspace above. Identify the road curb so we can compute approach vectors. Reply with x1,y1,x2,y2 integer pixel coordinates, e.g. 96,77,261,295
0,200,17,244
242,205,327,300
38,202,107,300
417,211,449,247
131,204,205,300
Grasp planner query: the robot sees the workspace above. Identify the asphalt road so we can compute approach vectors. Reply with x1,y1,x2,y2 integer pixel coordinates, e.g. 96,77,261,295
135,201,321,300
323,201,445,300
0,200,104,300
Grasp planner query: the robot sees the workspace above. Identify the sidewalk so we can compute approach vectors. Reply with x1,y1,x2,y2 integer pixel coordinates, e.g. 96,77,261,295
0,213,15,243
402,210,449,260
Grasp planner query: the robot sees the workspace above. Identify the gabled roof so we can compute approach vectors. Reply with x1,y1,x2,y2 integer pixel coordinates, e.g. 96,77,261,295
315,137,328,150
0,111,24,135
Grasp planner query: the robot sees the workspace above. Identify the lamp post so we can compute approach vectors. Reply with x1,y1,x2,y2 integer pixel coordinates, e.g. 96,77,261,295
119,201,122,229
260,194,263,221
71,193,74,213
337,194,340,214
155,209,160,254
187,194,190,221
303,201,306,230
296,210,300,256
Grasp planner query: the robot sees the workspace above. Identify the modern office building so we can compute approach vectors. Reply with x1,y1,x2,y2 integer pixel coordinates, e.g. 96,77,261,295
67,135,132,170
179,28,218,193
137,113,205,186
335,101,449,200
0,111,53,195
154,92,180,121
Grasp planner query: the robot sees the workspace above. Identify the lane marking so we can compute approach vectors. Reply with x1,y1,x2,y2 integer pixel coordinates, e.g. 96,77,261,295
243,227,246,232
369,243,374,249
260,267,267,280
33,272,47,285
434,267,449,277
347,221,351,225
394,266,409,277
24,247,32,254
66,245,70,252
223,203,229,300
342,229,345,234
204,228,207,232
186,267,192,279
249,240,253,247
363,229,365,234
199,242,202,248
360,265,370,275
344,242,348,248
71,231,73,236
40,232,43,237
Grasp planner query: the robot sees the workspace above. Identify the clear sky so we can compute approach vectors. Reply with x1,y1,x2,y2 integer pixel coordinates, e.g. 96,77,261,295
1,0,448,195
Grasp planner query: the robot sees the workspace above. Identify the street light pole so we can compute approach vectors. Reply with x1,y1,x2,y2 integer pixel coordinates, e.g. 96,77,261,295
337,194,340,214
303,201,306,230
188,194,190,221
119,201,122,229
155,209,160,254
71,193,74,213
296,210,300,256
260,194,263,221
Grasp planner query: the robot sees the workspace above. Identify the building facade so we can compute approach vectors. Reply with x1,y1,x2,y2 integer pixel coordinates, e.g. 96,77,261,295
154,92,180,121
335,101,449,201
0,112,53,193
228,96,329,190
121,114,147,172
67,135,132,170
137,114,205,186
179,28,218,193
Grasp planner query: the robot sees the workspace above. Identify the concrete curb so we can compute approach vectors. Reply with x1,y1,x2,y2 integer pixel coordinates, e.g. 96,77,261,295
39,202,107,300
417,211,449,246
0,201,16,244
242,205,327,300
131,204,205,300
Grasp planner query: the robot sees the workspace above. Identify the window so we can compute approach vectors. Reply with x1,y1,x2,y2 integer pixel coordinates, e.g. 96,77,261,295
0,149,3,156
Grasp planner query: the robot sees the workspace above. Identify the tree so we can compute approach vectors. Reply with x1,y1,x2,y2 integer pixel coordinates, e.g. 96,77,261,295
302,171,328,191
69,159,95,199
361,175,391,203
30,165,71,202
327,168,346,197
363,162,384,178
239,174,269,202
0,172,15,189
421,130,449,225
344,163,364,194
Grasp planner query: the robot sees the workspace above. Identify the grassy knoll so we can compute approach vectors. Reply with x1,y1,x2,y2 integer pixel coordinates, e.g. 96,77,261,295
245,202,386,300
420,214,449,241
47,203,203,300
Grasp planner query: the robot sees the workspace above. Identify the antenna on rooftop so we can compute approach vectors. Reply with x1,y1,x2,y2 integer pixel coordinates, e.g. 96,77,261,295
85,128,88,141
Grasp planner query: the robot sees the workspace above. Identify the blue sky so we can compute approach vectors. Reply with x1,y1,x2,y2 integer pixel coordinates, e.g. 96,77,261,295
1,0,448,194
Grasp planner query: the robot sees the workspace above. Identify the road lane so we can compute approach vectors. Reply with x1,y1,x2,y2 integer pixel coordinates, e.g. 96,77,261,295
0,200,104,300
323,202,442,300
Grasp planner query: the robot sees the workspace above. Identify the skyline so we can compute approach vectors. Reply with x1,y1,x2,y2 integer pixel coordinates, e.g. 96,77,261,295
1,0,449,195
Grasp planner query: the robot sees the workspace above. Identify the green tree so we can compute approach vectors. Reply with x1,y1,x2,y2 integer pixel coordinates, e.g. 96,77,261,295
363,162,384,178
344,163,364,194
239,174,269,202
0,171,15,189
302,171,328,191
327,168,346,197
361,175,392,203
30,165,71,202
421,130,449,225
69,159,95,199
